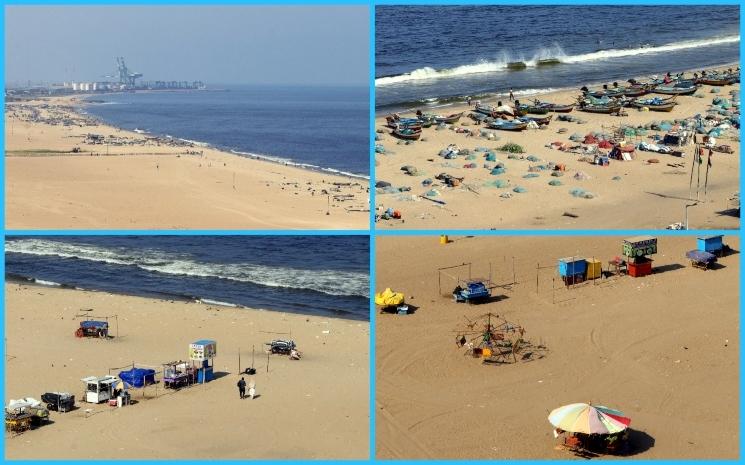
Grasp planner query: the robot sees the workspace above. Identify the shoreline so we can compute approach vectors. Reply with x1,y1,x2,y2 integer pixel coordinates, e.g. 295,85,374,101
375,61,741,114
5,283,370,459
4,273,370,322
5,94,370,229
76,95,369,180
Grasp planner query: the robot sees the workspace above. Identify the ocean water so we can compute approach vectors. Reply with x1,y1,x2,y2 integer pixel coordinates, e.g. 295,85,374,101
83,85,369,178
376,5,740,110
5,236,370,321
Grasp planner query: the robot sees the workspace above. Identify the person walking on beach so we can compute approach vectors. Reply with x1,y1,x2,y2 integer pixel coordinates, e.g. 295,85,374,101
237,377,246,399
509,88,515,101
466,96,472,107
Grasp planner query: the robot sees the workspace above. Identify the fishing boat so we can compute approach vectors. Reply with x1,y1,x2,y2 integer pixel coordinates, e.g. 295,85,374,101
392,127,422,140
434,112,464,124
475,104,517,117
696,76,736,86
516,103,550,115
519,114,553,126
385,115,421,129
653,83,698,96
577,103,622,114
620,85,652,97
531,100,574,113
507,61,527,70
487,119,528,131
631,96,677,112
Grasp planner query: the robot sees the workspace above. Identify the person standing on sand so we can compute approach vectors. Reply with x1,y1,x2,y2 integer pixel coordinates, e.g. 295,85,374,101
466,96,472,107
237,377,246,399
509,88,515,101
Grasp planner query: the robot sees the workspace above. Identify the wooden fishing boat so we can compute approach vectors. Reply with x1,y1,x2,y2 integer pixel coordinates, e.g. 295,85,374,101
578,104,621,115
475,104,518,117
653,84,698,96
696,76,736,86
385,115,420,129
631,97,677,112
434,112,464,124
620,85,651,97
392,127,422,140
517,104,550,115
487,120,528,131
531,100,575,113
520,114,553,126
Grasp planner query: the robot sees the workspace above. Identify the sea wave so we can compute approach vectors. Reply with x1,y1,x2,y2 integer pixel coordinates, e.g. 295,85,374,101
5,239,369,298
376,35,740,86
230,150,370,180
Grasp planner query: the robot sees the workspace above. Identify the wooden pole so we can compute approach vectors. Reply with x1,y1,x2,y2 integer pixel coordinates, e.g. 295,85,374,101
512,257,516,285
266,351,270,373
252,345,255,369
238,347,241,374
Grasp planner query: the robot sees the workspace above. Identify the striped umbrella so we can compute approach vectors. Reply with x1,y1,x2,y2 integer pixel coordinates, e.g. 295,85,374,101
548,403,631,434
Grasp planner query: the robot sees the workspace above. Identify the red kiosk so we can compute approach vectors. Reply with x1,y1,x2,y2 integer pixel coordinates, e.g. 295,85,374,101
623,236,657,278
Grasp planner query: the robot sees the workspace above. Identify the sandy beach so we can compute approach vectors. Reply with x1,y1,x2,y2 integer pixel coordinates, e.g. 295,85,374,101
375,69,740,230
375,235,739,459
4,284,369,459
5,95,369,230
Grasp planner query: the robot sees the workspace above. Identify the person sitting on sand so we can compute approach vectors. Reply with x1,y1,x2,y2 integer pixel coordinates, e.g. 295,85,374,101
290,349,301,360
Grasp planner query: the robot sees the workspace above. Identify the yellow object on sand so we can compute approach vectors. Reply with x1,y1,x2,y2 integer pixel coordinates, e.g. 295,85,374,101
586,259,602,279
375,288,405,306
482,348,492,357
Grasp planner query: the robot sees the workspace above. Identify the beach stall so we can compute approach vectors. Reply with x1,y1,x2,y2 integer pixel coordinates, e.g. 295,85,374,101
697,235,725,255
622,236,657,277
558,257,586,285
75,320,109,338
118,367,156,388
189,340,216,383
5,398,49,432
80,376,118,404
453,280,491,303
685,250,717,270
549,403,631,457
40,392,75,412
162,361,196,389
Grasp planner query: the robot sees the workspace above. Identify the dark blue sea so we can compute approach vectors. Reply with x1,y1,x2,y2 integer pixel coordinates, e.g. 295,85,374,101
5,236,370,321
83,85,369,178
376,5,740,110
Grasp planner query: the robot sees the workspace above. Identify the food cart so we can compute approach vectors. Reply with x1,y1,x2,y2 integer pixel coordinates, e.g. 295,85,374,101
162,361,196,389
622,236,657,277
189,340,216,383
75,320,109,338
558,257,586,285
81,376,118,403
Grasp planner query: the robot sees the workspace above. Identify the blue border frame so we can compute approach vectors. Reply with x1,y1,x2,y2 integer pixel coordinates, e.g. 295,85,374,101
2,2,744,463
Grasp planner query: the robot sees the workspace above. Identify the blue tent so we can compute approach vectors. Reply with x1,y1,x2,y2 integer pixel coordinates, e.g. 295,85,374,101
119,368,156,388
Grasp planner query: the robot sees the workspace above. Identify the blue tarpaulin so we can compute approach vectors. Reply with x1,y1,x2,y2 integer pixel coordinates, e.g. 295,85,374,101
119,368,156,388
685,250,717,264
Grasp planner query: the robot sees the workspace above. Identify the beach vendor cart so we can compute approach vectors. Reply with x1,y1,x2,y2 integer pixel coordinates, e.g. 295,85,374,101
558,257,586,286
686,250,717,270
162,361,196,389
549,403,631,457
189,340,216,383
5,398,49,432
453,280,491,303
697,235,728,257
81,376,118,403
622,236,657,277
40,392,75,412
75,320,109,338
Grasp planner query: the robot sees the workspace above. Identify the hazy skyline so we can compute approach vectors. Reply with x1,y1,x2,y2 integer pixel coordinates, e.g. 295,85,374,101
5,6,369,86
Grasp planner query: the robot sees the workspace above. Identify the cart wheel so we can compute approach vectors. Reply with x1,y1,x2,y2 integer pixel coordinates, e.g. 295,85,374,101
47,403,55,411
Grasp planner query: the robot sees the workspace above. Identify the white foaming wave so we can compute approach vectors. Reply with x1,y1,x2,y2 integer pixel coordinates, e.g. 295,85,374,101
6,239,369,298
376,36,740,86
231,150,368,180
34,279,61,287
198,298,238,307
562,35,740,64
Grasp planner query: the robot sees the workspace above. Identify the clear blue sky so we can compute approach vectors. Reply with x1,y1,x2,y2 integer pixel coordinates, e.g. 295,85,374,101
5,6,369,86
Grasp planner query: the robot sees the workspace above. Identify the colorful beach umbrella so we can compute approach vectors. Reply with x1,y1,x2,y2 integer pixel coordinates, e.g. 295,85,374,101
548,403,631,435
